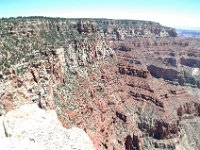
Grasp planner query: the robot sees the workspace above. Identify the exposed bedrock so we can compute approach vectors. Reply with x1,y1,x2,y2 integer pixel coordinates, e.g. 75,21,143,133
137,100,200,149
177,102,200,117
125,134,140,150
180,57,200,68
147,65,200,88
138,119,180,140
163,57,177,67
118,64,150,79
147,65,184,84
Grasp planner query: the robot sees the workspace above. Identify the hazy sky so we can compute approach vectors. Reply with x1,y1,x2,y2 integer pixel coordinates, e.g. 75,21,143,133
0,0,200,29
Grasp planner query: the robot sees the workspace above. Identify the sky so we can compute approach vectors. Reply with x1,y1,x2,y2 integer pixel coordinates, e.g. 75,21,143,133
0,0,200,29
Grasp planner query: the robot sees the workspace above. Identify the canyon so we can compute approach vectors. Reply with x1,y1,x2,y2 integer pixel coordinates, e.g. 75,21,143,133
0,17,200,150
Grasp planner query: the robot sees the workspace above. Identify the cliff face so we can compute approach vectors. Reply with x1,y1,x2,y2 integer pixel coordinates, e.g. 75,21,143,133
0,17,200,150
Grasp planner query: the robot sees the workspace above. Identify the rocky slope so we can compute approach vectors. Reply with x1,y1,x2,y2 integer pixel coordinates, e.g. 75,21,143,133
0,103,95,150
0,17,200,150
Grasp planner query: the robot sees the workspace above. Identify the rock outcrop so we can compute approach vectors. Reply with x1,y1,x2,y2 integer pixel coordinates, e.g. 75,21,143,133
0,103,95,150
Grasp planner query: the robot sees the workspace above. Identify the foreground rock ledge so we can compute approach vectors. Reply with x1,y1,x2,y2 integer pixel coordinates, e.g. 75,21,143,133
0,104,95,150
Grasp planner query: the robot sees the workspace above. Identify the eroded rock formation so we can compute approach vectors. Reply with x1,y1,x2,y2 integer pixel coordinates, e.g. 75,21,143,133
0,17,200,150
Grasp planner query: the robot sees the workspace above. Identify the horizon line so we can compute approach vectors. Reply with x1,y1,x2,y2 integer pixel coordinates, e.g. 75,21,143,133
1,15,200,30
